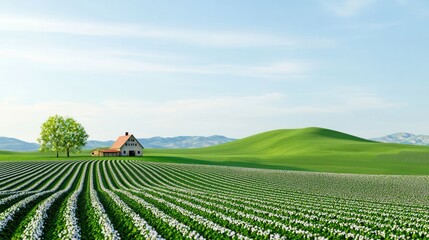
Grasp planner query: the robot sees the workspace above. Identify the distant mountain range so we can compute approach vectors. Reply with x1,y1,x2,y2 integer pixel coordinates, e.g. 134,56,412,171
139,135,236,148
371,132,429,146
0,135,236,152
0,137,40,152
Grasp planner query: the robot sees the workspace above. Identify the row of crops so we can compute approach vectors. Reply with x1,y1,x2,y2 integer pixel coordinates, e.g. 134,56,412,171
0,160,428,239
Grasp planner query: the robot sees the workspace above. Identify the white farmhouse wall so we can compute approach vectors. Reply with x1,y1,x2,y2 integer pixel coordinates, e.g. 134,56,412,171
119,135,144,156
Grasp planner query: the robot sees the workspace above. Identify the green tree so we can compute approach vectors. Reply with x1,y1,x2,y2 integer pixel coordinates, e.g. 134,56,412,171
38,115,89,157
62,117,89,157
38,115,66,157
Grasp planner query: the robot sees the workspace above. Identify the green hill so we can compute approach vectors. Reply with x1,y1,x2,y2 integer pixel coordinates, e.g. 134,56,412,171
146,127,429,175
1,127,428,175
189,127,372,154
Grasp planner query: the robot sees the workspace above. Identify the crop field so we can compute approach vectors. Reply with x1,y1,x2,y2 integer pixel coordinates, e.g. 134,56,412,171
0,160,428,239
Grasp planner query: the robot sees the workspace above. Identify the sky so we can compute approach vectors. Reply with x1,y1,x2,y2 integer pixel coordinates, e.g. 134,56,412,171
0,0,428,142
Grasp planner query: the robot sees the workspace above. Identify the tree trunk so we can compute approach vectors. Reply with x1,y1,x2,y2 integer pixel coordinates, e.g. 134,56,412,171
67,148,70,157
56,142,59,158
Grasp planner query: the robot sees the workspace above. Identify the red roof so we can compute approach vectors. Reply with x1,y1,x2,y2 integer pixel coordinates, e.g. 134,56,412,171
100,149,120,153
110,134,132,149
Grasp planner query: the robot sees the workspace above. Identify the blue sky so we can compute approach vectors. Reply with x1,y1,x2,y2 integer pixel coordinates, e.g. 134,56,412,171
0,0,428,141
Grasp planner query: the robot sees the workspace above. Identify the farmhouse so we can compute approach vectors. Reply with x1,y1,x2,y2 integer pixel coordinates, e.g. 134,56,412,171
91,132,144,157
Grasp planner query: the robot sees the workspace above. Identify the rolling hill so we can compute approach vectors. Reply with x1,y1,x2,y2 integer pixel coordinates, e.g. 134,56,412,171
1,127,428,175
146,127,429,175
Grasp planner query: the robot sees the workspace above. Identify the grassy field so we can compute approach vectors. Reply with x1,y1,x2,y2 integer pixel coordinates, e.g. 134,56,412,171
2,127,429,175
0,160,428,239
146,127,429,175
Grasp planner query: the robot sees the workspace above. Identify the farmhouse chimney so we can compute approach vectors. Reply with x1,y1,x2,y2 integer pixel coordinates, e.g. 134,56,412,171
125,132,129,136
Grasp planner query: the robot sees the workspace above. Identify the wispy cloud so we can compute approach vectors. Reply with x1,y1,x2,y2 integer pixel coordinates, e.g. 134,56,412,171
0,92,401,141
203,61,310,79
0,15,335,48
324,0,376,16
0,47,310,79
393,0,429,18
344,22,399,30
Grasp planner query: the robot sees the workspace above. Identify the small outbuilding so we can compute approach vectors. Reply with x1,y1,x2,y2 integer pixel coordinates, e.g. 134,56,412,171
91,132,144,157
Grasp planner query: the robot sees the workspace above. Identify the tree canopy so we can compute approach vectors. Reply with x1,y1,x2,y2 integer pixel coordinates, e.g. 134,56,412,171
38,115,89,157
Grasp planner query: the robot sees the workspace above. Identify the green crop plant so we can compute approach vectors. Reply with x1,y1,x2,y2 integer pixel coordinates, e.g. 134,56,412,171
0,159,428,239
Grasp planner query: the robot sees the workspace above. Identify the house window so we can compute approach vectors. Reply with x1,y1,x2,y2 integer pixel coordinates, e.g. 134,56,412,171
123,151,126,154
138,151,140,154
